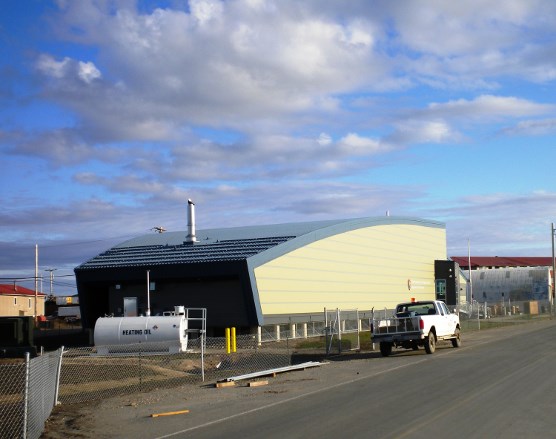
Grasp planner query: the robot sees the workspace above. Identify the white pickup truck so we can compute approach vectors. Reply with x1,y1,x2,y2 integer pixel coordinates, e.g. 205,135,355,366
372,300,461,356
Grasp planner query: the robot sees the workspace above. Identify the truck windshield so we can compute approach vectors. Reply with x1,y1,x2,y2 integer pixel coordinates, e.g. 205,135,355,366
396,303,436,316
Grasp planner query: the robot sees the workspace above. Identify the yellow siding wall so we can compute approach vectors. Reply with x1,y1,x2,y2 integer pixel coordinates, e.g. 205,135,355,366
0,295,45,317
254,224,446,314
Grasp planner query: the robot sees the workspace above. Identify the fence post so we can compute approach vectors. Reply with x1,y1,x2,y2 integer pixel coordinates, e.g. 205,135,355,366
356,310,360,351
23,352,30,439
337,308,341,354
139,348,142,391
371,308,375,351
201,330,205,382
54,346,65,406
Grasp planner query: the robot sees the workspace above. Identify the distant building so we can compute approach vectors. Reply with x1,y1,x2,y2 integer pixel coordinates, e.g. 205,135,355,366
76,214,449,335
0,284,46,317
450,257,554,305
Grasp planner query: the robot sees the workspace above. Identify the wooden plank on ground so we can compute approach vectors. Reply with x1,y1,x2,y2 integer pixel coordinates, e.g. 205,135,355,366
248,380,268,387
215,381,236,388
151,409,190,418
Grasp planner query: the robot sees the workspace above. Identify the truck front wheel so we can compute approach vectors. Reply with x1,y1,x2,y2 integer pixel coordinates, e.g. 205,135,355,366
379,342,392,357
424,331,436,354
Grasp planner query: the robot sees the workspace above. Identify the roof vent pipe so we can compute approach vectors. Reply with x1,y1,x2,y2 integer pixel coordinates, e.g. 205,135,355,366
185,199,198,243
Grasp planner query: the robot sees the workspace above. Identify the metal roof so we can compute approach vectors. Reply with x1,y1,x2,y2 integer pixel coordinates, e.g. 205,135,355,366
76,216,445,271
76,236,295,270
0,284,46,296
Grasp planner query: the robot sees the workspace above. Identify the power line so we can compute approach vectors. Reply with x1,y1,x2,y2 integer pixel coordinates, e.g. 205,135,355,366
35,233,139,249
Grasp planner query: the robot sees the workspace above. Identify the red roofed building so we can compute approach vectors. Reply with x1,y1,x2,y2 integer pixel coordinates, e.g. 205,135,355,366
0,284,46,317
450,256,553,270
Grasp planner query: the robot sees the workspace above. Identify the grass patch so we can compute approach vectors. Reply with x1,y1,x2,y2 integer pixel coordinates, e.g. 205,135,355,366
293,331,374,351
460,313,551,332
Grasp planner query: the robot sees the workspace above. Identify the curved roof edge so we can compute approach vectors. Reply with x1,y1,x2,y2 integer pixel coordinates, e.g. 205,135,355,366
247,216,444,268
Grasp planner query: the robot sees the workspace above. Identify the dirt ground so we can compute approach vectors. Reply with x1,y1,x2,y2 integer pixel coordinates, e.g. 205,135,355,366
39,318,554,439
40,352,359,439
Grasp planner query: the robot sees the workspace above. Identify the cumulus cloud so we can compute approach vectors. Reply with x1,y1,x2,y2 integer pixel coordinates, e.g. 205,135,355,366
37,54,102,84
4,0,556,291
337,133,384,154
34,0,390,137
317,132,332,146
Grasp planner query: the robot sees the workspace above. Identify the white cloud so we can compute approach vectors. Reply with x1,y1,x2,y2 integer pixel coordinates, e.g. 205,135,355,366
36,55,70,79
77,61,102,83
390,120,461,146
37,54,102,85
317,132,332,146
428,95,553,120
432,191,556,256
5,0,556,283
503,118,556,136
190,0,224,24
337,133,384,154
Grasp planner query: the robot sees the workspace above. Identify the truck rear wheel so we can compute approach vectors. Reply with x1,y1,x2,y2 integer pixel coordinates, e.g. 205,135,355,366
451,327,462,348
424,331,436,354
379,342,392,357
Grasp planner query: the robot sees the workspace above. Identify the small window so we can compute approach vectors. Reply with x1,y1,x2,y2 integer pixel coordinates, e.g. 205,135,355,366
29,298,32,308
14,297,17,306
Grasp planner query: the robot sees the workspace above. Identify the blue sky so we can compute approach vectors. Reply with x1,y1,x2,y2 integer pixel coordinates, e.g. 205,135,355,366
2,0,556,296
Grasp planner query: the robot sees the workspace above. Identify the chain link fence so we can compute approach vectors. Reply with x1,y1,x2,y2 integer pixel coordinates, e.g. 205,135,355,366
458,299,552,331
5,317,371,438
1,335,291,438
0,349,63,439
58,334,290,405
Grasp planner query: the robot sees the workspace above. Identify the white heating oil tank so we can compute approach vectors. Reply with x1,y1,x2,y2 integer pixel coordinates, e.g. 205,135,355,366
94,314,188,355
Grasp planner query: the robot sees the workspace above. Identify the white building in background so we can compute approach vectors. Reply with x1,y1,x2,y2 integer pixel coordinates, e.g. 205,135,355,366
450,257,554,306
471,266,550,302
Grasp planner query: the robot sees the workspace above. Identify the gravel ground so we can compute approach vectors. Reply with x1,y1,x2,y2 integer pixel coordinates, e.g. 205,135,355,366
40,318,554,439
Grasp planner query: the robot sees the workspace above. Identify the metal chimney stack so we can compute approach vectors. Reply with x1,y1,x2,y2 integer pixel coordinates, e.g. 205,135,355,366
185,199,198,243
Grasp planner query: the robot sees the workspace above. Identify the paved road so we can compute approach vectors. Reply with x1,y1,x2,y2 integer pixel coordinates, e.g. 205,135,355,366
57,320,556,439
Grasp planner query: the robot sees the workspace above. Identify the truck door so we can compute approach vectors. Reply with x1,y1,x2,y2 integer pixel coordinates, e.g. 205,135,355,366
439,301,454,335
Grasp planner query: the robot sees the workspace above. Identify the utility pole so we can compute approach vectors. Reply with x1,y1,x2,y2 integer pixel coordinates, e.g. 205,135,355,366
34,244,38,319
550,223,556,312
44,268,57,297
